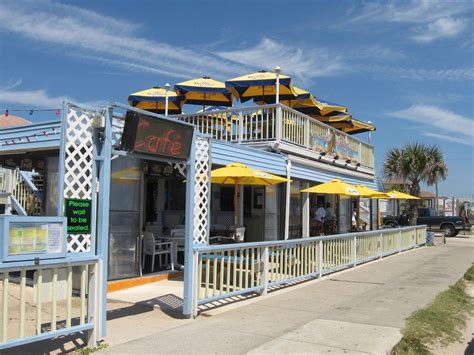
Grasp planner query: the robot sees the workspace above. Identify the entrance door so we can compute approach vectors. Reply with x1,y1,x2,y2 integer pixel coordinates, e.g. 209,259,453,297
108,157,142,280
243,186,265,242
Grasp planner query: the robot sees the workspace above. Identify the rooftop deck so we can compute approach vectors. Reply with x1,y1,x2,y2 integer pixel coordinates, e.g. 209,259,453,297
172,104,374,173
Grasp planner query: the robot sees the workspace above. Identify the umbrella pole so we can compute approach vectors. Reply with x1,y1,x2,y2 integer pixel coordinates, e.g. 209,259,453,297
234,183,239,226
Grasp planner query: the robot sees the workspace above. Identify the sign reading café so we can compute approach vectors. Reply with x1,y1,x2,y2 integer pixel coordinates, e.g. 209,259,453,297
122,111,193,160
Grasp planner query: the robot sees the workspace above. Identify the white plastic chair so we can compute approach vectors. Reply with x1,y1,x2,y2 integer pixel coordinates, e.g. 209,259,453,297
141,232,174,272
233,227,246,242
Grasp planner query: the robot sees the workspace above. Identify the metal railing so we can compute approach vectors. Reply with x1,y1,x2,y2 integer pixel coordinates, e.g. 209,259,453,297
193,226,426,312
173,104,374,169
0,257,99,350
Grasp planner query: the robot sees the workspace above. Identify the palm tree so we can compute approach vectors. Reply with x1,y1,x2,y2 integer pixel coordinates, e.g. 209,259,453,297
383,143,447,225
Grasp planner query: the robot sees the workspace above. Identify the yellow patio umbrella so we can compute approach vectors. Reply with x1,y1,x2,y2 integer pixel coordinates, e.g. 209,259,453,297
302,179,361,232
310,111,352,125
301,179,360,196
385,190,420,200
128,87,184,114
211,162,289,224
254,86,323,111
175,76,232,108
354,185,389,199
318,99,348,116
225,70,297,103
333,119,376,135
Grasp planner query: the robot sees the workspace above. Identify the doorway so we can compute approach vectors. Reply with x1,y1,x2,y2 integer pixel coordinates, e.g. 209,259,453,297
243,186,265,242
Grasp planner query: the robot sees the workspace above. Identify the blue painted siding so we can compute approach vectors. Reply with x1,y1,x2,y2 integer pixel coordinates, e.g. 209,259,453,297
0,121,61,152
211,140,287,176
291,162,380,190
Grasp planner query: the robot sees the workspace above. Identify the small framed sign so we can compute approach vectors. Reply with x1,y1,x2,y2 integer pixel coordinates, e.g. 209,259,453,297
1,216,67,262
65,198,92,235
121,111,193,160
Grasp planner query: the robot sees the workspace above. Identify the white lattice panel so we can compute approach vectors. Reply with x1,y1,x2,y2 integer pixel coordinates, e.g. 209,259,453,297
193,138,210,244
64,107,94,253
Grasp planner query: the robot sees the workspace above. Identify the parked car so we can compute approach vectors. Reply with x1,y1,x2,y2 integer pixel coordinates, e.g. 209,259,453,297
383,207,471,237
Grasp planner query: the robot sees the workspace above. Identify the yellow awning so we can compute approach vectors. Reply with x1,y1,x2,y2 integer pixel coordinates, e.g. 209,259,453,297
341,119,376,135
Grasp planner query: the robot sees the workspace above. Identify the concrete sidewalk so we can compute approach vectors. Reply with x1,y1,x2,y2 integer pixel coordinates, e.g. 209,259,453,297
102,237,474,354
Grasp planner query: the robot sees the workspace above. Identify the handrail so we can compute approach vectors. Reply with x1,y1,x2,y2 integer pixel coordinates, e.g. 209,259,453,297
172,103,374,169
279,104,373,148
191,225,426,314
194,226,424,252
172,103,373,148
18,170,40,194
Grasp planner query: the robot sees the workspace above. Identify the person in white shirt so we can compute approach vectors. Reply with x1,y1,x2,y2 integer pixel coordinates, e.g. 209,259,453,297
315,203,326,235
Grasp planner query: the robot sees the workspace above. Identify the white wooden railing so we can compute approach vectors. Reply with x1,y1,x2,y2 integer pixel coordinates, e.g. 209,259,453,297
192,226,426,312
11,169,42,216
0,257,99,350
173,104,374,169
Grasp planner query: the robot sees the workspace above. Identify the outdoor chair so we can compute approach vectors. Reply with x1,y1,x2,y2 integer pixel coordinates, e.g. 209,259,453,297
233,227,246,242
141,232,174,273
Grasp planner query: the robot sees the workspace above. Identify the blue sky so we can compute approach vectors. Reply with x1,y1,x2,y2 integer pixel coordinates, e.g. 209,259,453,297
0,0,473,197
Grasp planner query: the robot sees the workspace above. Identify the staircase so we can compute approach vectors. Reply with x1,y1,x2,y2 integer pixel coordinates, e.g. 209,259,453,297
359,200,371,228
0,167,43,216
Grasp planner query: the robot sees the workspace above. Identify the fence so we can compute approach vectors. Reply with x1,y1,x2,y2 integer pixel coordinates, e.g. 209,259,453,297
193,226,426,312
0,257,99,350
173,104,374,169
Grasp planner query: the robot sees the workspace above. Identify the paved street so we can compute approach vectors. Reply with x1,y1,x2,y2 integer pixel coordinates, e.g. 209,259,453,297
102,236,474,354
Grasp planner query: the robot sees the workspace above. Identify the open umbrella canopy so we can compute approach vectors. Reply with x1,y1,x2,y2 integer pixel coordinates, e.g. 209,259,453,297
311,111,352,125
128,87,184,114
354,185,389,198
175,76,232,107
318,99,348,116
225,70,296,103
341,119,376,135
211,162,288,185
254,86,323,111
385,190,420,200
301,179,360,196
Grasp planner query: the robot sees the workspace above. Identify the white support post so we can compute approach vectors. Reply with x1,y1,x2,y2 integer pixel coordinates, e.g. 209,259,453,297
238,185,244,226
284,159,291,240
352,235,357,267
302,182,310,238
238,112,243,143
398,229,402,253
192,250,199,317
164,83,170,117
87,263,98,347
261,247,269,296
318,240,323,278
304,118,310,149
379,232,383,259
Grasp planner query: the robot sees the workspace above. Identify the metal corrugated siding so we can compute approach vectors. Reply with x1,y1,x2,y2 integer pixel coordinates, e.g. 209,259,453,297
291,162,380,190
211,140,287,176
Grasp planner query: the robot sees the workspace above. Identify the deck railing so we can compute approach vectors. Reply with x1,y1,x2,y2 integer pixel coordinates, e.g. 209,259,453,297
11,169,42,216
173,104,374,169
193,226,426,313
0,257,99,350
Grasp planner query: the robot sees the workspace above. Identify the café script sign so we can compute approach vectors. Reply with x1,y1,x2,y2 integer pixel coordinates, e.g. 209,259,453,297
121,111,193,160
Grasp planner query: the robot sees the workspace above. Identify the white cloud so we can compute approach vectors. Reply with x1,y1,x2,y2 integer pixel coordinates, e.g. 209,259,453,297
367,66,474,81
412,17,468,43
0,0,245,80
0,88,105,108
389,104,474,146
348,0,472,43
423,132,472,146
215,38,346,80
